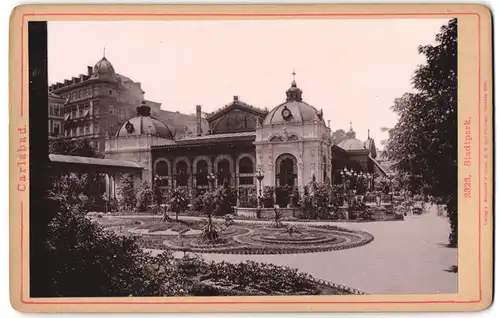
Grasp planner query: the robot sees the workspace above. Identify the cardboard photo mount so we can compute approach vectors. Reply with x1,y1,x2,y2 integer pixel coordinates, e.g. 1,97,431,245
8,3,493,313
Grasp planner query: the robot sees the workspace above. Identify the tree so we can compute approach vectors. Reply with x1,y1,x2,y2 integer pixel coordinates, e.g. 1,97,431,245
331,129,349,145
136,181,156,212
49,138,103,158
169,188,188,222
117,173,137,212
384,19,457,246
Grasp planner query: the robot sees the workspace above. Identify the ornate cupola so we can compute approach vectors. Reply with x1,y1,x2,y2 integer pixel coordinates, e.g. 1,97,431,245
115,100,173,139
346,121,356,139
286,70,303,102
136,100,152,116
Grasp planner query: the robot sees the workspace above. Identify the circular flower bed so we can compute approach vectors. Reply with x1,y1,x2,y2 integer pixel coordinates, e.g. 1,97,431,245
138,223,374,255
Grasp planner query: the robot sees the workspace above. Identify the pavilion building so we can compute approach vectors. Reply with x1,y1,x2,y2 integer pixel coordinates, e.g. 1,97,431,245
104,74,386,198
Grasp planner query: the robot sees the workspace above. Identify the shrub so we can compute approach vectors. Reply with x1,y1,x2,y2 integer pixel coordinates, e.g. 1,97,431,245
202,261,318,295
169,188,189,221
44,203,187,297
116,173,137,212
262,186,275,208
299,182,334,220
136,181,156,212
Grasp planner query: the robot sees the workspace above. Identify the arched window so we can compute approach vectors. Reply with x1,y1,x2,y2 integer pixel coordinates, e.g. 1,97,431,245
217,159,231,186
155,160,169,187
238,157,254,185
239,157,254,174
196,160,209,186
175,161,188,187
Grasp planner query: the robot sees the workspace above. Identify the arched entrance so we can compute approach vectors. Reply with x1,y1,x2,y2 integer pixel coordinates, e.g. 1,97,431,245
275,154,297,187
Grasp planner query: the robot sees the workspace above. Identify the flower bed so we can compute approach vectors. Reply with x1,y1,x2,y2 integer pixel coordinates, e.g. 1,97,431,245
190,260,368,296
134,222,374,255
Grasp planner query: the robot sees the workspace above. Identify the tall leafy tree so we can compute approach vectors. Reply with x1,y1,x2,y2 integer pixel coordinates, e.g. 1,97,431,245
331,129,350,145
49,138,103,158
385,19,457,246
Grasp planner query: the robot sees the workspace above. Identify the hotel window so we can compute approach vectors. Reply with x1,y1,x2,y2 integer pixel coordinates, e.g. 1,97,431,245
66,130,70,137
54,106,60,116
85,125,90,135
83,103,90,117
72,92,76,100
53,123,60,136
94,106,99,115
79,126,84,135
109,105,115,114
78,106,84,118
71,108,77,119
72,128,76,137
94,123,99,134
78,90,82,99
108,90,113,95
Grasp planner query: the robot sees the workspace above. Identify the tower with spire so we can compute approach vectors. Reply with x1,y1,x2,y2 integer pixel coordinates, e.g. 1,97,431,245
346,121,356,139
286,69,303,102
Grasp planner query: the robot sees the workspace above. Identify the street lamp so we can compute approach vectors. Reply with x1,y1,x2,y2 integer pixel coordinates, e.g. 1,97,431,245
256,170,264,208
207,172,216,191
154,174,162,186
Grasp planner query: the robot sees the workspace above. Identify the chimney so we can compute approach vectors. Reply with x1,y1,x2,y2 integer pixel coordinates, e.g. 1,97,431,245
196,105,202,136
87,66,93,76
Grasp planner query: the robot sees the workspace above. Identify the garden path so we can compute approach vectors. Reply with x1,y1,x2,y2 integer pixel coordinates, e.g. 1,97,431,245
145,205,457,294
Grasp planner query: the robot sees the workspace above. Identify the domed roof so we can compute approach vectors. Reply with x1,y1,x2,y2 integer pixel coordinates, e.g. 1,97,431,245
263,101,324,125
336,123,368,151
263,74,325,126
337,138,366,151
90,55,117,80
116,101,174,139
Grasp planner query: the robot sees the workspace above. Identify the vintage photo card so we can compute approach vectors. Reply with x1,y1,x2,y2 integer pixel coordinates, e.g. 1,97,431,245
8,3,493,313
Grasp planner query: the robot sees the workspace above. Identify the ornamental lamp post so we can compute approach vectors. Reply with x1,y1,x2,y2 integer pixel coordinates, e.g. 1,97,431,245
207,172,216,192
256,170,264,209
153,174,163,209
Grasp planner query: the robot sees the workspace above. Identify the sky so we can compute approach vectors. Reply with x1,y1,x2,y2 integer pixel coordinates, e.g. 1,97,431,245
48,18,449,147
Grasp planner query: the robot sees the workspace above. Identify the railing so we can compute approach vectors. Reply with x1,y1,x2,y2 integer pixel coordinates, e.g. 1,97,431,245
238,187,258,208
364,193,393,205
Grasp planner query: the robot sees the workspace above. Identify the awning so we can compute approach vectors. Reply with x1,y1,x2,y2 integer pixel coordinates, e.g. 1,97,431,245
369,155,388,177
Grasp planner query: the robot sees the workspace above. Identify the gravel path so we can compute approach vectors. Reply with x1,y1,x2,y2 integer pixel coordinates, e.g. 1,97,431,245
144,206,457,294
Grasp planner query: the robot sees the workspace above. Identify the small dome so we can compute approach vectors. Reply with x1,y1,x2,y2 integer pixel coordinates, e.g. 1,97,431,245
116,101,174,139
91,56,117,80
337,138,366,151
263,101,324,125
263,76,324,126
337,124,367,151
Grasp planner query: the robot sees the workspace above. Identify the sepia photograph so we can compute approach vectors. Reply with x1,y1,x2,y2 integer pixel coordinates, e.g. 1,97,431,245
39,17,458,297
8,3,493,313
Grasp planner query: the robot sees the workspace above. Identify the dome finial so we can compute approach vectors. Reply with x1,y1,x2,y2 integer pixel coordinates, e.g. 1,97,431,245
286,69,302,101
346,121,356,139
368,128,370,139
103,47,106,58
137,100,151,116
